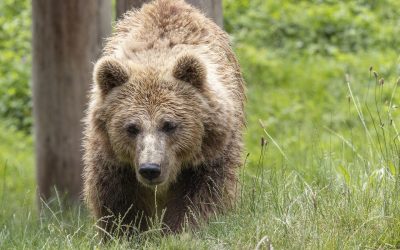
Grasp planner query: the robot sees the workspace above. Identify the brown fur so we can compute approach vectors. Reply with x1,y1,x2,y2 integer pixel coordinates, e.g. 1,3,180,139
83,0,245,236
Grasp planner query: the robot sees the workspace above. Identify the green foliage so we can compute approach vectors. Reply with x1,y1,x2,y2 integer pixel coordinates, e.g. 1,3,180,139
0,0,32,132
222,0,400,166
224,0,400,55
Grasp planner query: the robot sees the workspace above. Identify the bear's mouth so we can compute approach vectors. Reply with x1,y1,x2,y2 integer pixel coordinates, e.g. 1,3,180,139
137,176,166,187
145,179,163,185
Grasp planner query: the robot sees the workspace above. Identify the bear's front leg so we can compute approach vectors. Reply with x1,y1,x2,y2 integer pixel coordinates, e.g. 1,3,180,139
162,165,235,233
84,161,149,238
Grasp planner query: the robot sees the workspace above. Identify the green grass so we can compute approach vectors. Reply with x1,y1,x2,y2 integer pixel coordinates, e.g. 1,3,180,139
0,52,399,249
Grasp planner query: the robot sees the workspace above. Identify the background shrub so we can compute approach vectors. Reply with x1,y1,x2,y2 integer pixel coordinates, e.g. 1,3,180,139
0,0,32,132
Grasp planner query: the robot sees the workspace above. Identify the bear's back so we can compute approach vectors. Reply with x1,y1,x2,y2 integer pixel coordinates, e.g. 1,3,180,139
104,0,226,56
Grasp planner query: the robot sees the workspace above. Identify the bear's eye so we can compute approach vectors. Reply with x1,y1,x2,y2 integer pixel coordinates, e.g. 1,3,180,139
126,124,140,136
161,121,177,134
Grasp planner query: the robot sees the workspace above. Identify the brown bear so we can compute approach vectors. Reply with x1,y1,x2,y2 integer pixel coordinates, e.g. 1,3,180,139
83,0,245,236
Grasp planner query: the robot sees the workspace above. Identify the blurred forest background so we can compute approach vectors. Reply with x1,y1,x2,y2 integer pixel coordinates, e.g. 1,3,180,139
0,0,399,248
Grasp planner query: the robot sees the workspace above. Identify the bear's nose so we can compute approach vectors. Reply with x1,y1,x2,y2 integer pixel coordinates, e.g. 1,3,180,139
139,163,161,181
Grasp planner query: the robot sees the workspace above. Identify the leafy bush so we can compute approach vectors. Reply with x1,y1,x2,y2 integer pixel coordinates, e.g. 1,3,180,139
224,0,400,55
0,0,31,132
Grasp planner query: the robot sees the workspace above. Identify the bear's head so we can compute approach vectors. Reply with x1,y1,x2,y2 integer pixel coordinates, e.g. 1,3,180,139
92,53,228,189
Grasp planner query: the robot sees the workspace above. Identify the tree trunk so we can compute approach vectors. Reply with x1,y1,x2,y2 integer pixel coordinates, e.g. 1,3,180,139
32,1,111,203
116,0,223,27
116,0,150,16
186,0,222,27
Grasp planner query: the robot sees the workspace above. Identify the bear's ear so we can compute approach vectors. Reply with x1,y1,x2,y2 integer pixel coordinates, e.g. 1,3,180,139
93,57,130,94
172,54,206,89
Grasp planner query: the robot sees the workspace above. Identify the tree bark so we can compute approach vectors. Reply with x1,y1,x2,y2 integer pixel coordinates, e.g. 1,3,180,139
116,0,223,27
32,0,111,203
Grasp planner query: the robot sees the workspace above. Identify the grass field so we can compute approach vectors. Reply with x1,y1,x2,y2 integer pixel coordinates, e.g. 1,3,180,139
1,0,400,249
1,53,399,249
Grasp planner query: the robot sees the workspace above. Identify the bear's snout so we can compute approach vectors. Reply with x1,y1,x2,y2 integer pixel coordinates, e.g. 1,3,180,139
138,163,161,181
